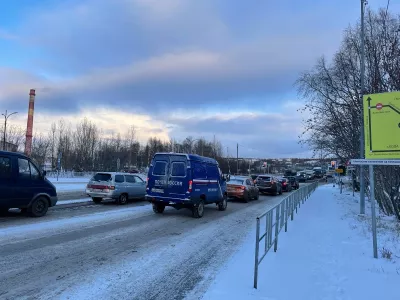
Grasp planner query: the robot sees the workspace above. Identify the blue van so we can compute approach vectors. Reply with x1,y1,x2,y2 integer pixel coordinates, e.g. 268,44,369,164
146,153,228,218
0,151,57,217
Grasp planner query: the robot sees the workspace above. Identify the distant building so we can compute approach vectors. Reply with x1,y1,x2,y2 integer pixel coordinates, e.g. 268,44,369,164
1,141,18,152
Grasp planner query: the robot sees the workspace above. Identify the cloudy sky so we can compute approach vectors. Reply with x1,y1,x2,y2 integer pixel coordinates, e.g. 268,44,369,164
0,0,397,158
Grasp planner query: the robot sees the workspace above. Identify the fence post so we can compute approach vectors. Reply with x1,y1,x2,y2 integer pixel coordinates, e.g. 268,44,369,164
274,207,280,252
284,198,288,232
254,218,260,289
265,213,269,251
268,212,273,246
280,202,285,229
291,194,294,221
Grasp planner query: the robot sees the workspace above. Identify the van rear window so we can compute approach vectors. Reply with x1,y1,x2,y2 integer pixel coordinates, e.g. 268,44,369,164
153,161,167,176
171,162,185,177
92,173,112,182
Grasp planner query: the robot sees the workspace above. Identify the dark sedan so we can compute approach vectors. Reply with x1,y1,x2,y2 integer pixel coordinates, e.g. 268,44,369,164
279,178,292,192
255,175,282,195
283,176,299,190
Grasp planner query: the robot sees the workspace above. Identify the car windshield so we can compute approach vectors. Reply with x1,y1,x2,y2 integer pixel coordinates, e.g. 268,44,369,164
91,173,112,182
258,176,271,181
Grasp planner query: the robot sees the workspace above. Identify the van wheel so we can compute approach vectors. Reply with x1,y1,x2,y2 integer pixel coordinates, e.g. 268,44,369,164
118,194,128,205
153,203,165,214
28,197,49,217
92,197,102,204
218,195,228,211
192,200,204,218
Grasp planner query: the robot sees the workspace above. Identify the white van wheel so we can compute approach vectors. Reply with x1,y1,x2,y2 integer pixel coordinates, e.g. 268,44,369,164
192,200,204,218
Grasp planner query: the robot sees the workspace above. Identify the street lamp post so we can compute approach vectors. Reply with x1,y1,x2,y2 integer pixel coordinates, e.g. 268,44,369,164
2,110,18,151
359,0,367,214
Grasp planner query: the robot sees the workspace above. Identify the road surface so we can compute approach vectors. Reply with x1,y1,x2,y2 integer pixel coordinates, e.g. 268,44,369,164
0,185,311,300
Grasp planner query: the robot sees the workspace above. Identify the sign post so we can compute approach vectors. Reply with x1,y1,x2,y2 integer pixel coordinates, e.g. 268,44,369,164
335,168,343,194
350,159,400,259
369,165,378,258
56,152,62,182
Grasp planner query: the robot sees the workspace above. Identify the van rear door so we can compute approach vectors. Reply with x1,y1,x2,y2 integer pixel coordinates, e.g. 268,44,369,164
148,154,170,198
168,155,189,200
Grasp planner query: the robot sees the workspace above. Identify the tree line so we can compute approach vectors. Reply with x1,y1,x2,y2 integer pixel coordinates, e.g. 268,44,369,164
297,8,400,220
1,119,226,172
1,120,315,175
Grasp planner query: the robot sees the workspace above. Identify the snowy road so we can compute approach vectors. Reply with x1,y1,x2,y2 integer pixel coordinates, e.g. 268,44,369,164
0,189,307,300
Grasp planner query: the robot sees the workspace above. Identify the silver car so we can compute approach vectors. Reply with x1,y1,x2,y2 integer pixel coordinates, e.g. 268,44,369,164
86,172,146,205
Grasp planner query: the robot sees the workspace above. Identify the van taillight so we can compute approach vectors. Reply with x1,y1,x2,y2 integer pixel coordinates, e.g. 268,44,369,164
188,180,193,192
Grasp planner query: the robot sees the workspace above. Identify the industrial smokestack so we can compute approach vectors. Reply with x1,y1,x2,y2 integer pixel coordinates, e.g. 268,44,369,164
24,89,35,156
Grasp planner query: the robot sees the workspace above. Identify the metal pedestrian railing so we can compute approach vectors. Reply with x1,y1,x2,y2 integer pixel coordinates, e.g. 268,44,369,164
253,181,318,289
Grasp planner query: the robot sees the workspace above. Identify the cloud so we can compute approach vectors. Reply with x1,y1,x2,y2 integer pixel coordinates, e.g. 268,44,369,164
1,0,357,157
164,107,310,157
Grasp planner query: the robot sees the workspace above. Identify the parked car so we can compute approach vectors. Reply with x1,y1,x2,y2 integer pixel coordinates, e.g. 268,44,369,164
284,169,297,177
297,171,307,182
283,176,299,190
146,153,228,218
86,172,146,204
279,178,292,192
250,174,259,183
0,150,57,217
314,169,323,178
255,175,282,195
227,176,259,202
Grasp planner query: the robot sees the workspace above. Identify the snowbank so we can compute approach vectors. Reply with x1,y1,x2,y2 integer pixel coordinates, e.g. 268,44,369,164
48,177,90,184
0,204,152,244
202,185,400,300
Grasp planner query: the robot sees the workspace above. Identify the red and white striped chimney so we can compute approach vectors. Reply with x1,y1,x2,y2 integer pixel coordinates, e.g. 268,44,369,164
24,89,35,156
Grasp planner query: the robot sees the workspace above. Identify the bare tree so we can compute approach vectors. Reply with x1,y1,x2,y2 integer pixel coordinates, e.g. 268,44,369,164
297,8,400,220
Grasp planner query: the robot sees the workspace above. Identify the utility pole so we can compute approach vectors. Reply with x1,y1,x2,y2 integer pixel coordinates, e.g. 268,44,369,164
227,146,231,174
236,143,239,175
359,0,367,215
2,110,18,151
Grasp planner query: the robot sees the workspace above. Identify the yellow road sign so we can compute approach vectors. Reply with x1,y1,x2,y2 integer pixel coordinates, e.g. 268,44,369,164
364,92,400,159
335,168,343,173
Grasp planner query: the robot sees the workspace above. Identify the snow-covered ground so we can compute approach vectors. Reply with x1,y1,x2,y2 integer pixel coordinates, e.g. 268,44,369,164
56,198,91,205
202,185,400,300
0,204,152,244
48,177,91,183
53,182,88,192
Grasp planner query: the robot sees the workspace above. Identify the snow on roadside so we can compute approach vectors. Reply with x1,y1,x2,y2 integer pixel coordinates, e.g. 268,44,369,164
53,183,87,192
48,177,90,183
201,185,400,300
0,204,152,245
56,198,91,205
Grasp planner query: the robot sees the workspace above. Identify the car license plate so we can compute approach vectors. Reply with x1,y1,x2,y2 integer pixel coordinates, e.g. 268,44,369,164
152,188,164,193
93,189,102,192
